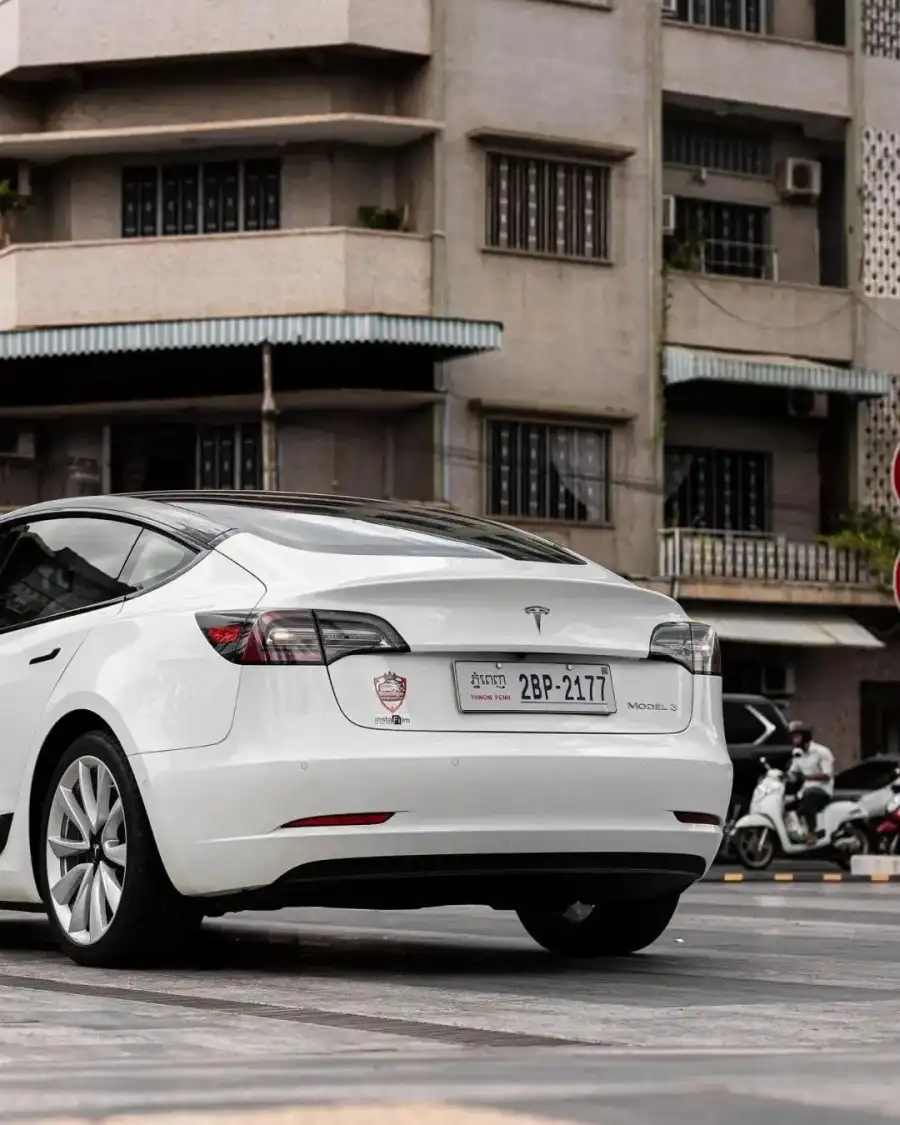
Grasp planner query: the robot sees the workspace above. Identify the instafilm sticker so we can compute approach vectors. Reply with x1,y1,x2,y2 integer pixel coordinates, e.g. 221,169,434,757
374,671,407,713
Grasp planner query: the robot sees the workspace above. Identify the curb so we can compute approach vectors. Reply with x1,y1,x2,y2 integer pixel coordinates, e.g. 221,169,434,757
704,871,900,883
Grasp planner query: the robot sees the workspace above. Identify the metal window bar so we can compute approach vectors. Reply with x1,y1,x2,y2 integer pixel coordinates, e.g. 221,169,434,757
665,447,771,533
675,0,770,34
488,420,610,523
121,162,281,240
662,122,772,177
486,153,610,261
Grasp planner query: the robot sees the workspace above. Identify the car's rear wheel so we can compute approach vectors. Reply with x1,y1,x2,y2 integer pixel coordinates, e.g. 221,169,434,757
516,893,681,957
38,730,201,967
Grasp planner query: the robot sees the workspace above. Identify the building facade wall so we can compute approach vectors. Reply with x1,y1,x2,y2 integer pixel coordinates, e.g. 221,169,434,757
436,0,658,575
792,640,900,768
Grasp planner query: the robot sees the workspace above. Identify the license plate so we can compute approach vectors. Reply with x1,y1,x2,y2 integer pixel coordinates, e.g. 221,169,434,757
454,661,616,714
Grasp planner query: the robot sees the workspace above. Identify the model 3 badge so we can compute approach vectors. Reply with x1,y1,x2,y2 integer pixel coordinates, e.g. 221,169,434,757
524,606,550,634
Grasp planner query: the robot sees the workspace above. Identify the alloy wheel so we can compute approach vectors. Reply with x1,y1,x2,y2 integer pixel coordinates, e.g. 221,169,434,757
45,756,127,945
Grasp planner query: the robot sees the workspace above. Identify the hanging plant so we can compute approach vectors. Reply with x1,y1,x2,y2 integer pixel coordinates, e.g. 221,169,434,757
822,507,900,583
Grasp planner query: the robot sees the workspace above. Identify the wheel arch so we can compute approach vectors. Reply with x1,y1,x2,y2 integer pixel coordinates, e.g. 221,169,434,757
28,709,117,883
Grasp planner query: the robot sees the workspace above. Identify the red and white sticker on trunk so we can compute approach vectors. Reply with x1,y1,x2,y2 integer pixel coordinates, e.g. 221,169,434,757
374,671,407,713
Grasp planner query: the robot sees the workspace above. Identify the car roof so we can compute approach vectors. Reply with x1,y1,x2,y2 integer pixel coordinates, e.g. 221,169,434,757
722,693,780,705
838,754,900,771
0,492,230,548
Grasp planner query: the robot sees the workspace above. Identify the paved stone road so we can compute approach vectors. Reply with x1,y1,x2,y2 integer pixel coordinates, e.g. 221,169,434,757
1,882,899,1124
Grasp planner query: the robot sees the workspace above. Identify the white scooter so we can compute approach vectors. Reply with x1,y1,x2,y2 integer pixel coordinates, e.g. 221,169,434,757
731,758,870,871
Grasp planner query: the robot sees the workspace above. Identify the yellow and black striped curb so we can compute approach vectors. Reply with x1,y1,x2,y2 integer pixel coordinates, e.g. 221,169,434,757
704,870,900,883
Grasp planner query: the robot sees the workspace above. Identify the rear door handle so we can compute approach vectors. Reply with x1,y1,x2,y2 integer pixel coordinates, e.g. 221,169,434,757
29,648,60,666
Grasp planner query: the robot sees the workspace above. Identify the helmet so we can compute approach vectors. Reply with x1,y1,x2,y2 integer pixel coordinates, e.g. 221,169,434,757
789,719,812,741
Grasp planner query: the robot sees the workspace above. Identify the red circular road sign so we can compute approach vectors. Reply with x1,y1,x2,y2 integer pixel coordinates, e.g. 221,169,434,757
893,444,900,507
894,553,900,612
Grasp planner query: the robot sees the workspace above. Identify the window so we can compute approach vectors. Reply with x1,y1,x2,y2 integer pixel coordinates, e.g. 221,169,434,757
175,498,586,563
198,424,261,490
666,197,772,280
663,121,771,177
487,419,610,524
485,153,611,261
665,446,770,532
119,529,197,591
0,518,140,629
723,701,769,746
675,0,770,34
122,161,281,239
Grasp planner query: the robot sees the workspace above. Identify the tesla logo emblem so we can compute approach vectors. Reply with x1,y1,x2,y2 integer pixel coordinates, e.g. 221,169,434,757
524,606,550,634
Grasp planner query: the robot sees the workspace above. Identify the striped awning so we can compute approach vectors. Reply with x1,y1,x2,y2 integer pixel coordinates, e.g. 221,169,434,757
664,346,891,397
0,314,504,361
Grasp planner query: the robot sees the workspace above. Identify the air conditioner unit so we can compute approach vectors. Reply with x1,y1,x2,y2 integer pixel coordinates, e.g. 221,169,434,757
0,425,35,460
761,661,796,698
777,157,822,200
787,388,828,419
661,0,679,16
662,194,677,235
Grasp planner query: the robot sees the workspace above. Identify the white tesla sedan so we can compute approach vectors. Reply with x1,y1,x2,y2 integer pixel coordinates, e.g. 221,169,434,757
0,492,730,966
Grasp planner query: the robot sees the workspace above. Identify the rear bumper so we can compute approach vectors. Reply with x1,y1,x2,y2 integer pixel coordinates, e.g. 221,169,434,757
133,722,732,902
210,851,707,912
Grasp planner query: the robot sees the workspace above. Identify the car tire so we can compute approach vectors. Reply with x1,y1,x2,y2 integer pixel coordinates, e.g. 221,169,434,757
516,893,681,957
37,729,202,967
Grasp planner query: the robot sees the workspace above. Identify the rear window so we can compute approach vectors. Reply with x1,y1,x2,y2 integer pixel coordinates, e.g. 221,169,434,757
171,499,586,564
723,700,790,747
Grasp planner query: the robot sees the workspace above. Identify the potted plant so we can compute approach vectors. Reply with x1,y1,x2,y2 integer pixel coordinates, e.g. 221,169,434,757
0,179,28,248
357,204,409,232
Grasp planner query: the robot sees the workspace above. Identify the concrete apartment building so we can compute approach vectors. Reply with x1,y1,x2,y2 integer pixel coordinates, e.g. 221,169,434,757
0,0,899,763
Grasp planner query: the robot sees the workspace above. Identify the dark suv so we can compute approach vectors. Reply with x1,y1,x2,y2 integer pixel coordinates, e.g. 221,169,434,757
720,694,794,852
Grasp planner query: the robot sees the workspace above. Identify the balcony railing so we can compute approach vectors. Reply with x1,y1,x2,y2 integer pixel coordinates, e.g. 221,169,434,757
659,528,875,586
667,238,779,282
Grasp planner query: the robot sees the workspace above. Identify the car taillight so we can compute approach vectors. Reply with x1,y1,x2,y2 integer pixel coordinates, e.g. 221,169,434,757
649,621,721,675
196,610,409,666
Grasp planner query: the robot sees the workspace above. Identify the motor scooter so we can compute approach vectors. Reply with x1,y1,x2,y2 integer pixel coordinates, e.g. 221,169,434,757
731,758,870,871
874,771,900,855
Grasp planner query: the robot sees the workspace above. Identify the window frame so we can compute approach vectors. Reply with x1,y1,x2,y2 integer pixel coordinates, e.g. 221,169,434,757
482,146,615,266
121,158,282,240
483,414,613,527
665,196,774,281
662,120,773,179
0,514,204,637
665,444,772,533
675,0,771,35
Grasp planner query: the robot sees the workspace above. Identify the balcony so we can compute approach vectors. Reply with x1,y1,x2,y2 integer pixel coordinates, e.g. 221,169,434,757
663,21,850,120
0,0,431,79
0,228,432,331
659,529,889,607
665,271,853,363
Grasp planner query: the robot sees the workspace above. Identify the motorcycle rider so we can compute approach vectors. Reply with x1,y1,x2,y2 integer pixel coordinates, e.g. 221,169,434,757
788,719,835,845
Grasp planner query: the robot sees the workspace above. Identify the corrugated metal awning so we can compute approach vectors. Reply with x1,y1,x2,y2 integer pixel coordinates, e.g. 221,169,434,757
0,314,503,361
664,346,891,397
694,610,884,649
